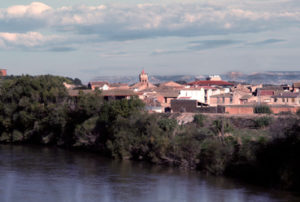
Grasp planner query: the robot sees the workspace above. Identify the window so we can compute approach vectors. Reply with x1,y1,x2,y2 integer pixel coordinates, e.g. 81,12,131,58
292,98,295,103
274,98,278,102
282,98,285,102
230,97,233,103
222,97,225,103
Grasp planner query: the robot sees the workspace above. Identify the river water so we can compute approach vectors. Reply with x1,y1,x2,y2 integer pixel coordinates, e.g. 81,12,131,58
0,145,298,202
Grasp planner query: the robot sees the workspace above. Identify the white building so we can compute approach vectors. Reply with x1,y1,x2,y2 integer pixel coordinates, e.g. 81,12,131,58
178,87,223,105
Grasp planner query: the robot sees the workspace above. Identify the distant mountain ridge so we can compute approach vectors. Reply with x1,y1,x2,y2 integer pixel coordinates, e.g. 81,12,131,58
91,71,300,85
222,71,300,85
91,75,197,84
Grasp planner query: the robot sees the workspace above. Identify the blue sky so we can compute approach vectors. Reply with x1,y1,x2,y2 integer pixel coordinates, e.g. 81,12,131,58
0,0,300,82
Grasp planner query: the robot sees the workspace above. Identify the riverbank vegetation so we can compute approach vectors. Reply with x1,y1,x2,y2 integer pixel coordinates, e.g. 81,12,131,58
0,75,300,191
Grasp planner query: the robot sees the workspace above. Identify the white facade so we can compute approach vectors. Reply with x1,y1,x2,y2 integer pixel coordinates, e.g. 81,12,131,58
178,87,225,105
178,88,205,103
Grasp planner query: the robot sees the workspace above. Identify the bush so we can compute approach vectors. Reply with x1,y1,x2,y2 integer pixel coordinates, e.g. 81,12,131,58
254,105,272,114
198,138,234,175
254,116,272,128
296,109,300,117
193,114,206,127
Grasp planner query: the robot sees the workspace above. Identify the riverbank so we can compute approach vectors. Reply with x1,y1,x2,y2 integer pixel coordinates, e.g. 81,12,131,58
0,75,300,192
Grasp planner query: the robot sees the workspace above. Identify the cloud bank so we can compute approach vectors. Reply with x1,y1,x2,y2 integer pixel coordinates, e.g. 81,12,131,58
0,1,299,50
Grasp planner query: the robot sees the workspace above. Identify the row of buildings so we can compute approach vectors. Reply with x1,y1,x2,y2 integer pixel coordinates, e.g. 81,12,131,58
68,70,300,115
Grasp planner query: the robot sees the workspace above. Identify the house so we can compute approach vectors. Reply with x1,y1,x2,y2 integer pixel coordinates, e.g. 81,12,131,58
209,91,251,106
143,93,164,113
109,83,129,90
178,87,205,103
231,84,251,93
188,76,234,97
210,93,234,106
293,82,300,92
239,94,256,104
271,92,300,106
88,81,109,90
157,89,180,109
256,89,275,103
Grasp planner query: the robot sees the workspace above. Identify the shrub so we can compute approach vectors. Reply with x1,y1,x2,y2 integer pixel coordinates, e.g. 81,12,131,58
296,109,300,117
254,116,272,128
254,105,272,114
193,114,206,127
198,138,234,175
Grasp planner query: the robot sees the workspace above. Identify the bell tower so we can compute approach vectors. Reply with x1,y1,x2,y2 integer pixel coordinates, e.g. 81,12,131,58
139,70,148,84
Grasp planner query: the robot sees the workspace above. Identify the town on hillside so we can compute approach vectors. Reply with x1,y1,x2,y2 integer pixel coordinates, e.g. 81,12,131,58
2,69,300,115
66,70,300,115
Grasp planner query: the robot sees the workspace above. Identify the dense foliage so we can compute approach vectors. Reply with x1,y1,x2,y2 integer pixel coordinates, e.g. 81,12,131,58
0,75,300,191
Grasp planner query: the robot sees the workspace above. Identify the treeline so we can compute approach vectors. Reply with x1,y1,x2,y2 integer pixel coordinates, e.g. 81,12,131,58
0,75,300,191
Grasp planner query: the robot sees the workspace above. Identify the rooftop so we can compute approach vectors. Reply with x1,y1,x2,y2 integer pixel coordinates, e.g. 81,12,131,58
272,92,300,98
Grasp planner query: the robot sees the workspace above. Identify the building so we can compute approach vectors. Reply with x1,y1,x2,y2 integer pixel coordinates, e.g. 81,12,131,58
188,76,234,96
88,82,109,90
293,82,300,92
271,92,300,106
210,91,251,106
256,89,275,103
207,75,222,81
131,70,156,91
178,87,205,103
0,69,7,76
171,99,225,113
101,89,141,100
158,81,184,89
109,83,129,90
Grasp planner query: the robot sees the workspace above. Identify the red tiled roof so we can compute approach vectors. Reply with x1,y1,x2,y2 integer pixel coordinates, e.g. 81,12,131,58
188,80,234,86
258,90,274,96
177,97,192,99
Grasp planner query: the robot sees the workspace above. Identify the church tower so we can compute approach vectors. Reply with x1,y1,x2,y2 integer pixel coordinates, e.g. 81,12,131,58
139,70,148,84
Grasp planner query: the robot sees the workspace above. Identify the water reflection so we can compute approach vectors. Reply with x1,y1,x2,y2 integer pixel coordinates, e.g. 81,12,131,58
0,145,298,202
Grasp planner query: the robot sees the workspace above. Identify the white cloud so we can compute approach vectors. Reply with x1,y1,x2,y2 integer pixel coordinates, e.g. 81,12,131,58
0,1,299,46
0,32,61,50
5,2,51,17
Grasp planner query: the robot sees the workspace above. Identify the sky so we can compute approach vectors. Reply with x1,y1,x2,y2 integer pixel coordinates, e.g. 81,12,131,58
0,0,300,82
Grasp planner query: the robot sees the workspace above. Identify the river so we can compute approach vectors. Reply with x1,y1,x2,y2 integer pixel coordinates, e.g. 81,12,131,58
0,145,298,202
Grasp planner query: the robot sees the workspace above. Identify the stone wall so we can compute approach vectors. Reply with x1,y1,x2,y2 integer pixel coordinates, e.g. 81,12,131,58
171,100,225,113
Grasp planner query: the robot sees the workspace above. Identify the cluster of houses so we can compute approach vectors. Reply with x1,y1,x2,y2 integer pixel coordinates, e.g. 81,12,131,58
67,70,300,115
